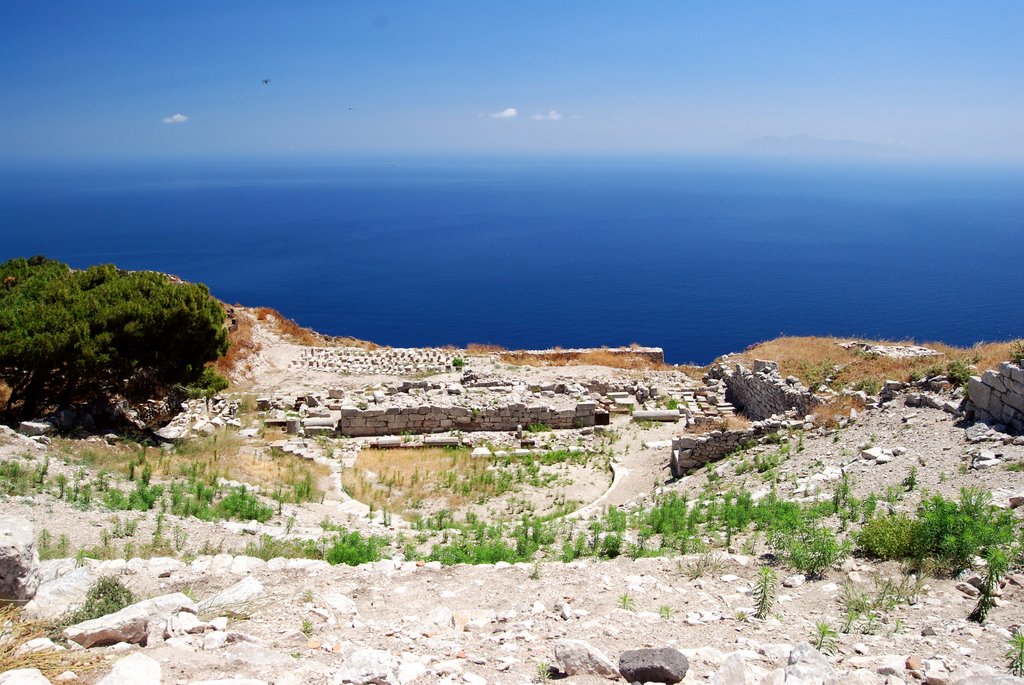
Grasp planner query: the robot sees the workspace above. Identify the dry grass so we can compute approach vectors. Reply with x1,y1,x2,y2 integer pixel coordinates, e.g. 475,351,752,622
466,343,508,354
499,348,670,371
690,414,753,434
342,446,483,519
811,394,867,428
722,336,1020,390
214,307,261,379
0,380,10,412
254,307,321,346
56,429,330,497
0,605,101,677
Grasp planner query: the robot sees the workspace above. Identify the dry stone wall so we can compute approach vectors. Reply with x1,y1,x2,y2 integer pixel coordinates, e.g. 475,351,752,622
668,418,789,477
711,361,821,421
337,401,597,437
968,362,1024,433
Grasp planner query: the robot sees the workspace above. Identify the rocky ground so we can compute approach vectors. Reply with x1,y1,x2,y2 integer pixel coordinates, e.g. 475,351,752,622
2,315,1023,685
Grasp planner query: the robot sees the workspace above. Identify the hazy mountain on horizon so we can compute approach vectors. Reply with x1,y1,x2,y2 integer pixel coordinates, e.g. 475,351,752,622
735,134,910,158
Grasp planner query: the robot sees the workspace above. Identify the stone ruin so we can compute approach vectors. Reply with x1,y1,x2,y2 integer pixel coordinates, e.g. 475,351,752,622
709,360,823,421
968,361,1024,433
291,346,457,375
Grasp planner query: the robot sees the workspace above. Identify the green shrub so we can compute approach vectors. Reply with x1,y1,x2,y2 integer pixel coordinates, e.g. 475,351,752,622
770,524,850,579
911,488,1017,574
451,357,465,370
318,531,388,566
216,487,274,522
858,514,918,560
946,360,973,388
65,576,134,625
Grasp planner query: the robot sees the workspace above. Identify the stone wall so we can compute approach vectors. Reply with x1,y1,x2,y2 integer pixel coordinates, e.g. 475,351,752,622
968,362,1024,433
337,401,597,437
710,361,821,421
668,418,789,477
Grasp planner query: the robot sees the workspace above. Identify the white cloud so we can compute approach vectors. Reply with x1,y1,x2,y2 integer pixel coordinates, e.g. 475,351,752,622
489,107,517,119
530,110,562,121
161,113,189,124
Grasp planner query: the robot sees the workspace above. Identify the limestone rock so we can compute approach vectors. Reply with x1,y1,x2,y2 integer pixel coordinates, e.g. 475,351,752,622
954,678,1024,685
619,646,689,684
23,565,94,619
0,517,41,603
331,648,399,684
0,669,52,685
96,652,161,685
64,592,196,648
785,643,836,685
554,639,619,679
199,575,264,612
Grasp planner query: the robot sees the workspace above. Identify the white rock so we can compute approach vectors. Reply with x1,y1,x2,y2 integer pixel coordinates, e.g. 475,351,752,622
553,639,619,679
96,652,161,685
331,648,399,684
0,517,41,603
323,592,359,616
199,575,264,612
0,669,52,685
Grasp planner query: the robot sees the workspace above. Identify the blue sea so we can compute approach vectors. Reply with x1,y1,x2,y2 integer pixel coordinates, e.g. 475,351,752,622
1,157,1021,364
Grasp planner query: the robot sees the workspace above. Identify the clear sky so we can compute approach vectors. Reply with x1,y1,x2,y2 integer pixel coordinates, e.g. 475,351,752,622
2,1,1022,161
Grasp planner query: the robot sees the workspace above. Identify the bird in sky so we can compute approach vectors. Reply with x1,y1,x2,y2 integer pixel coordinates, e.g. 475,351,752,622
261,79,271,85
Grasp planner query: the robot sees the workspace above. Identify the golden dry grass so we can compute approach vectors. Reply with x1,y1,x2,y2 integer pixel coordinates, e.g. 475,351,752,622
721,336,1021,389
499,348,671,371
690,414,753,434
0,605,101,677
811,394,867,428
214,306,260,379
466,343,508,354
56,429,330,497
342,446,484,518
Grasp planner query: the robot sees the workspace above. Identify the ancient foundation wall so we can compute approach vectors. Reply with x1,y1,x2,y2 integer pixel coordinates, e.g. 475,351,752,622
711,361,821,421
968,362,1024,433
336,402,598,437
509,346,665,365
669,418,787,477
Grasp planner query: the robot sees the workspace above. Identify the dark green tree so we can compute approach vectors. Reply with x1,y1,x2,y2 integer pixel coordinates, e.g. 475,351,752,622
0,256,229,419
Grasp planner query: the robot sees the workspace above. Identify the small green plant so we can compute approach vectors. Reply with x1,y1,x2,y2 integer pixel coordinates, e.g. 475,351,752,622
681,551,724,580
658,605,673,621
451,356,466,370
969,547,1008,624
529,561,542,580
1008,632,1024,677
753,567,778,619
618,593,635,611
812,621,838,655
301,618,314,637
536,660,552,683
902,466,918,492
302,589,314,604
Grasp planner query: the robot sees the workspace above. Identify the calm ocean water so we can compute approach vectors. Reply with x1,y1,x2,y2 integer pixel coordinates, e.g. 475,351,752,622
1,157,1021,364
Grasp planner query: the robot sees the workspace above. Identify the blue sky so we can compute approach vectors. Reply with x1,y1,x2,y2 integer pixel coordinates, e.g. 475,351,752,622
2,1,1022,161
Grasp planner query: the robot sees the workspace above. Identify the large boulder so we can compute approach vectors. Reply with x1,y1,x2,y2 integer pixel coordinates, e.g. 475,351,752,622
554,639,619,679
330,648,399,684
0,517,41,603
97,652,161,685
0,670,52,685
785,643,837,685
618,647,689,684
23,563,94,619
64,592,196,648
199,575,264,612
